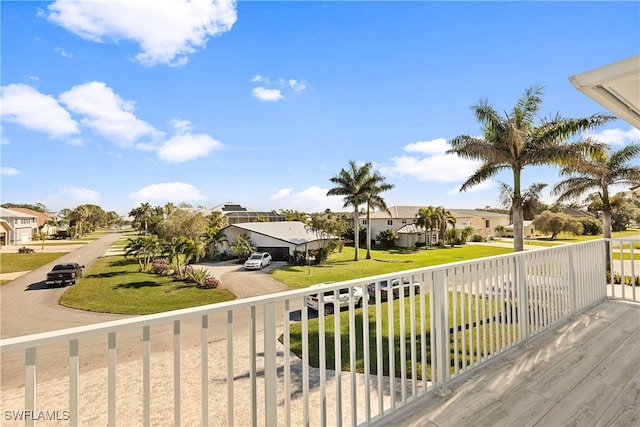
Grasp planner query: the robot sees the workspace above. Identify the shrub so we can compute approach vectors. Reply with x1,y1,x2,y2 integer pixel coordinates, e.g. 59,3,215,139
185,268,221,289
17,246,35,254
201,276,221,289
472,235,484,242
151,258,170,274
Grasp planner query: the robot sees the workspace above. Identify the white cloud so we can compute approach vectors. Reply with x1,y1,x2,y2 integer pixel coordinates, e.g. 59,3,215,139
585,127,640,145
59,187,101,204
0,84,79,138
1,167,19,176
252,87,283,102
129,182,207,204
54,47,72,58
269,186,345,213
289,79,307,92
380,138,482,184
47,0,237,66
157,133,223,162
59,81,161,146
251,75,307,101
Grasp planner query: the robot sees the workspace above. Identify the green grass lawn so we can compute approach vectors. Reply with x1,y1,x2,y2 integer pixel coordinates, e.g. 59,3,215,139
285,292,514,379
0,252,68,274
60,256,235,314
271,245,513,289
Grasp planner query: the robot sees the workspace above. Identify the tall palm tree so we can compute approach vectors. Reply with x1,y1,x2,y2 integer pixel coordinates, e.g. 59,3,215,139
364,171,394,259
448,85,614,251
327,160,376,261
552,142,640,269
415,206,441,245
436,206,456,242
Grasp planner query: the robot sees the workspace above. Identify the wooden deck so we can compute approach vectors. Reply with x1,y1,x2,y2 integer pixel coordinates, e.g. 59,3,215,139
384,299,640,427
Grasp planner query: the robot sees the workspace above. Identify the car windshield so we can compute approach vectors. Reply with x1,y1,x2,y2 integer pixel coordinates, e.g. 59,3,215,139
249,254,262,260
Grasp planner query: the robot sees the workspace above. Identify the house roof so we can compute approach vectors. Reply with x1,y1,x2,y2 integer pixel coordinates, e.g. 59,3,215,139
449,209,509,218
366,206,509,220
396,224,430,234
569,55,640,129
0,207,36,219
9,207,55,227
224,221,336,245
0,220,13,232
562,207,596,218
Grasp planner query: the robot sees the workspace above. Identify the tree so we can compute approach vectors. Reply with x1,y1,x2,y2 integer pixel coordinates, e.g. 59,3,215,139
436,206,456,242
129,202,152,233
532,211,583,239
125,235,162,272
207,211,228,229
376,229,399,248
327,160,378,261
448,86,614,252
415,206,440,245
201,227,227,258
229,234,255,261
553,142,640,240
156,209,208,242
363,171,394,259
498,182,549,222
494,225,506,238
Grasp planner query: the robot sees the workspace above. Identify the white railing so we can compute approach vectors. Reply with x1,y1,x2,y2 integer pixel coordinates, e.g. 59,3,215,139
0,240,626,426
607,237,640,302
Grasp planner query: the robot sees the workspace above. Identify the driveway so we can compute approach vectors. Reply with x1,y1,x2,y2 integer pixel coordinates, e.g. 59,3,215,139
195,260,291,299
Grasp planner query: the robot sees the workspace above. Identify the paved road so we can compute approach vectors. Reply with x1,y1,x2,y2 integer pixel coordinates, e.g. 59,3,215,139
0,233,301,391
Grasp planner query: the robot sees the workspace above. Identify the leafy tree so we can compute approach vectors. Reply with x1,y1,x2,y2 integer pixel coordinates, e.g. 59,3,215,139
415,206,440,245
327,160,379,261
279,209,308,223
448,85,614,251
125,235,162,272
553,142,640,239
1,202,49,213
376,229,399,248
229,234,255,261
532,211,583,239
207,210,228,229
254,215,269,222
436,207,456,242
129,202,152,233
201,227,227,258
156,209,208,242
163,237,204,276
581,217,602,236
494,225,506,238
444,228,462,247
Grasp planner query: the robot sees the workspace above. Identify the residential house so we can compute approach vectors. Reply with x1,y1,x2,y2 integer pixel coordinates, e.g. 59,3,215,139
0,207,38,245
361,206,511,247
9,207,58,236
221,221,337,261
185,202,285,224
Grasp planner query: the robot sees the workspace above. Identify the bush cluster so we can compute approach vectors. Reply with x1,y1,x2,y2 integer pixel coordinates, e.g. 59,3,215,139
607,271,640,286
17,246,35,254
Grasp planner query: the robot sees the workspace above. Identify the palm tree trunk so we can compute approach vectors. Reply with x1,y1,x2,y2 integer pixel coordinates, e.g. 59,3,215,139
353,207,359,261
366,204,371,259
512,199,524,252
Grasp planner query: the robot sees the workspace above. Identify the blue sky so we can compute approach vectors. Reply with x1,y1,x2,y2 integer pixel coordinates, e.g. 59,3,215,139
1,1,639,216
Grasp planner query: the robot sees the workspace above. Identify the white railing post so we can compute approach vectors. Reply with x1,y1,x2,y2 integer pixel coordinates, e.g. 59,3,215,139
567,245,577,318
25,347,36,427
108,332,116,427
201,315,209,427
143,326,150,427
263,302,277,427
517,256,531,348
173,320,181,427
432,270,451,397
69,339,79,426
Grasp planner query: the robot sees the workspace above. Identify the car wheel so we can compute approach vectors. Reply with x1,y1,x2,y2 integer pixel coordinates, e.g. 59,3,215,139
324,304,334,315
355,298,362,308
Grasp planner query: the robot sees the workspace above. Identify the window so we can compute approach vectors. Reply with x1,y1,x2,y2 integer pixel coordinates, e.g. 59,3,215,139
387,220,393,226
485,219,490,228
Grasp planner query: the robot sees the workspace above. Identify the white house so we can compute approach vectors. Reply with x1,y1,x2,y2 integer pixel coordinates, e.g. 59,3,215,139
221,221,337,261
361,206,511,247
0,207,38,245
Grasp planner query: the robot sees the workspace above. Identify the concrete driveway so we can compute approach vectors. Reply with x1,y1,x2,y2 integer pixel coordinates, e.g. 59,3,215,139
195,260,291,299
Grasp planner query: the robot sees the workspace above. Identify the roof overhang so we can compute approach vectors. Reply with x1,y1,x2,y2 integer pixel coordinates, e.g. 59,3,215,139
569,55,640,129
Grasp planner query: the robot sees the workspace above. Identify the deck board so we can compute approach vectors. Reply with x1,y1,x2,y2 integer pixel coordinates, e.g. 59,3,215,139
385,300,640,427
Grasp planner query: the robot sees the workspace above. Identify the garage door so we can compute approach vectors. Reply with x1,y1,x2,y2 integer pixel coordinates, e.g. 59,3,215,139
258,247,290,261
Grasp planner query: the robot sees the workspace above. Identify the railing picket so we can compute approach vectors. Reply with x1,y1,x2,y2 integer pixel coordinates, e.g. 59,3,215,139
25,347,36,427
142,326,150,427
249,307,257,427
334,293,342,427
226,311,234,427
375,282,384,417
318,294,327,427
362,285,371,424
283,300,291,427
302,296,310,427
173,320,181,427
420,274,428,389
201,315,208,427
108,332,116,427
264,303,277,427
387,280,395,411
399,280,407,403
69,339,79,426
348,285,357,426
409,275,417,397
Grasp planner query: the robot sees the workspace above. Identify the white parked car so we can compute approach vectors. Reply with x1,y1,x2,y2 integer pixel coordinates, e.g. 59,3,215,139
305,282,364,315
243,252,272,270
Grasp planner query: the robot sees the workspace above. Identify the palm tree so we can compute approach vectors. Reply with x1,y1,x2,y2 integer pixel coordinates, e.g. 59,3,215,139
415,206,440,245
363,172,394,259
201,227,227,258
436,206,456,242
448,85,614,252
129,202,152,233
327,160,375,261
552,142,640,269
